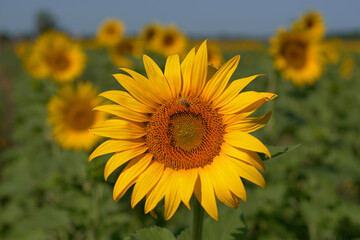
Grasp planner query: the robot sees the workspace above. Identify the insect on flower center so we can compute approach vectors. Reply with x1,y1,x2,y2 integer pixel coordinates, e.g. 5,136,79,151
146,97,225,170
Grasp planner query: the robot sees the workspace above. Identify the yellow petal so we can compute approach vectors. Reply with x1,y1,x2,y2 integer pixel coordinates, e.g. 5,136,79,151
197,166,218,220
104,146,148,180
207,158,239,208
227,156,265,188
143,55,172,100
113,73,158,109
94,105,150,122
131,161,164,208
226,112,272,133
164,171,182,220
100,90,155,113
164,54,182,98
191,40,208,97
181,48,196,96
89,139,145,161
178,169,198,209
202,55,240,102
212,74,263,109
144,167,173,214
120,68,163,105
218,91,277,115
218,154,247,201
90,119,146,139
150,210,158,219
224,130,271,157
113,153,153,201
221,142,265,172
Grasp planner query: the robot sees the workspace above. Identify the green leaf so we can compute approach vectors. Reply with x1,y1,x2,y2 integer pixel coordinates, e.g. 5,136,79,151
177,206,249,240
125,226,176,240
259,144,301,161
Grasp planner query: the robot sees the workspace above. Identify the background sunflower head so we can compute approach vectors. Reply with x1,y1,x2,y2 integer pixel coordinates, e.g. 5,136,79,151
270,28,325,86
47,82,106,151
26,31,87,83
293,10,326,40
96,18,125,47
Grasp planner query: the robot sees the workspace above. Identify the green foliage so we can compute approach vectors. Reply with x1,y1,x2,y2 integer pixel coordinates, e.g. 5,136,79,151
178,207,249,240
125,226,176,240
125,205,248,240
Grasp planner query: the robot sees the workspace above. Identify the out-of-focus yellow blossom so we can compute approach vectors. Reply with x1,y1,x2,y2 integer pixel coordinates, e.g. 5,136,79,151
97,19,125,47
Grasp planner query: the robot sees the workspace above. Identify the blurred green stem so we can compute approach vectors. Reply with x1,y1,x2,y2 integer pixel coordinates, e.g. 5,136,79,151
192,198,204,240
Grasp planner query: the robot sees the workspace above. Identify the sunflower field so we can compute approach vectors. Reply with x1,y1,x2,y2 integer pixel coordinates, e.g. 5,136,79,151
0,11,360,240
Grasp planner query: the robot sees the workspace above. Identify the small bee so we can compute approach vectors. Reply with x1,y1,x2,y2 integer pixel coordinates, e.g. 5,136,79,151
180,98,190,107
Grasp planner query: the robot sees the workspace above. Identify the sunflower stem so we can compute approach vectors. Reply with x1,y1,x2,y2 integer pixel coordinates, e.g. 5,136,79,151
192,197,204,240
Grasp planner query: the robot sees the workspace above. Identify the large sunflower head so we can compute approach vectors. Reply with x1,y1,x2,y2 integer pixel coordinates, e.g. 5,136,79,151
158,25,187,56
96,19,125,47
270,28,324,86
29,31,86,83
293,11,325,40
47,82,106,151
90,40,276,220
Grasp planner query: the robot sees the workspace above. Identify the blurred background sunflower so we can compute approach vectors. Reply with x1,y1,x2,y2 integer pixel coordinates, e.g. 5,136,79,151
47,82,106,151
96,18,125,47
22,31,87,82
269,28,325,86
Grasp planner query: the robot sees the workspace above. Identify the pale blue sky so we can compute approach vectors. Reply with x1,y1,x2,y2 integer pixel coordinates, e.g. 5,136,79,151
0,0,359,37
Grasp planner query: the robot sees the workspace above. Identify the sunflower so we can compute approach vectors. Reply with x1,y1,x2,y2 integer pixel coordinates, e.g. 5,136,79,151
109,38,142,68
158,25,186,56
293,11,325,40
207,42,223,68
140,23,164,52
270,28,324,86
339,57,354,79
97,19,125,47
28,31,86,83
89,40,276,220
47,82,106,151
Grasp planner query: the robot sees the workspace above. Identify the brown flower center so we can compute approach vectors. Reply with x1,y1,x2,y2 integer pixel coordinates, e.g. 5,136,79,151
163,33,175,47
281,39,308,69
65,101,95,131
306,18,315,29
146,97,225,170
47,51,70,71
106,25,117,35
145,28,156,42
115,40,133,55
